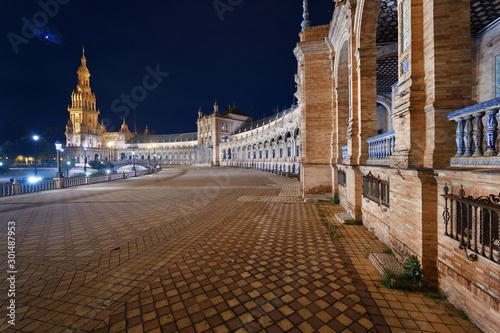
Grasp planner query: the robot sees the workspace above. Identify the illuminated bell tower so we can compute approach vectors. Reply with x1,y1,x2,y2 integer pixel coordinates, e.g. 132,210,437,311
65,47,104,149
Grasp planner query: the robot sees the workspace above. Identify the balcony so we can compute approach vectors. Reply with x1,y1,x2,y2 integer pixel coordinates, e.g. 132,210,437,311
448,98,500,166
366,131,395,165
341,145,348,162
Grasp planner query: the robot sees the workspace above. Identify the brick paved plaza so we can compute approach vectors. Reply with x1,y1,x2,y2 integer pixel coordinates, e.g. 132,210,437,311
0,168,481,332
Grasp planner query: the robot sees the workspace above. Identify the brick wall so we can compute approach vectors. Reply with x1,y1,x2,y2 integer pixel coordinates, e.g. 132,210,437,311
358,166,439,285
436,169,500,333
473,21,500,101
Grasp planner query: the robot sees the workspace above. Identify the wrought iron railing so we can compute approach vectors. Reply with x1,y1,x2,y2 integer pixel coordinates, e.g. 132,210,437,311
362,171,389,207
442,184,500,264
338,168,346,187
366,131,395,164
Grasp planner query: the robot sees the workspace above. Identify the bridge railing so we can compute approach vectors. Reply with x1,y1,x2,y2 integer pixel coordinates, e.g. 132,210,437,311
0,167,161,197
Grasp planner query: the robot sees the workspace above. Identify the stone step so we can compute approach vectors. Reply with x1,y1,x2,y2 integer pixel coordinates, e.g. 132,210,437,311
335,212,355,224
368,252,404,277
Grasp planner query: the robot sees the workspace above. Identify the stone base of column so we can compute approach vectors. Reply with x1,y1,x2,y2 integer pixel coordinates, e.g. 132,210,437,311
301,163,332,198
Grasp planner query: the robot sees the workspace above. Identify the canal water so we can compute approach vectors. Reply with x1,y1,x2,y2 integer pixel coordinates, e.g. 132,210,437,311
0,167,61,184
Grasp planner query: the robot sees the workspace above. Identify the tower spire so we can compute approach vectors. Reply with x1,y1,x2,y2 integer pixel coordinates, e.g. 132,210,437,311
66,50,100,150
301,0,310,31
214,98,219,114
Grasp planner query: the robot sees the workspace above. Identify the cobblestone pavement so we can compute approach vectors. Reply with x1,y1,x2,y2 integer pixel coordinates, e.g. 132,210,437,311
0,167,481,332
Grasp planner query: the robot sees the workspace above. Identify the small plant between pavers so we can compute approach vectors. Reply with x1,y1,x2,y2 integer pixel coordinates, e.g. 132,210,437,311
329,193,340,204
326,223,341,238
456,308,470,320
364,247,372,258
381,255,424,290
312,200,341,238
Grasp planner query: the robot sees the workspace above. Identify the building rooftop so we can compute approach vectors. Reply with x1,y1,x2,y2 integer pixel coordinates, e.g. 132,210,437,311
127,132,197,144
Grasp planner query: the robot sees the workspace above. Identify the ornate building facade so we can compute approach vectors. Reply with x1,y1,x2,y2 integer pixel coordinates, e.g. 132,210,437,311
62,1,500,330
63,52,301,173
293,1,500,332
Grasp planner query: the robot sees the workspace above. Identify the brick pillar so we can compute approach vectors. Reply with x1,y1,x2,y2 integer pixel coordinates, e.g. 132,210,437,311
295,26,334,196
422,0,472,168
354,47,379,165
418,170,438,286
392,0,427,169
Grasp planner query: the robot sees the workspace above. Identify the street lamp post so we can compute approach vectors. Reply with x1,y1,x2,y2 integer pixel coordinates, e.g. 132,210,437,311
83,145,87,172
33,135,39,175
107,141,114,162
132,150,136,171
66,161,70,177
55,141,62,177
153,143,156,167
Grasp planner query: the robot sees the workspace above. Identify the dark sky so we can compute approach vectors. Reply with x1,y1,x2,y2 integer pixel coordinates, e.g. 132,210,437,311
1,0,333,141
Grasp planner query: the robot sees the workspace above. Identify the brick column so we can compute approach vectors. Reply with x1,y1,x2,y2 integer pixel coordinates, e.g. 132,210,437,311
295,26,334,196
422,0,472,168
354,47,379,165
391,0,427,169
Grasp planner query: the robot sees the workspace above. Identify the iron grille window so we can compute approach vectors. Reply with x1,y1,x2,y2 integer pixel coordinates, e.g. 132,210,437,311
442,184,500,264
362,171,389,207
338,168,346,187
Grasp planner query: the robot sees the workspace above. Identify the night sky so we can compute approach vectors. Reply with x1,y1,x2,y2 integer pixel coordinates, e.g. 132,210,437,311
1,1,333,143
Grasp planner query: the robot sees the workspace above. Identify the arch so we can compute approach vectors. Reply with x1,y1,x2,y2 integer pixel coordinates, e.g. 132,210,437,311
354,0,382,50
334,39,350,162
376,95,393,133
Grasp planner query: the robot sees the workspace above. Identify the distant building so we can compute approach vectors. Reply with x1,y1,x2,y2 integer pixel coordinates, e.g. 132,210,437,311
63,50,301,174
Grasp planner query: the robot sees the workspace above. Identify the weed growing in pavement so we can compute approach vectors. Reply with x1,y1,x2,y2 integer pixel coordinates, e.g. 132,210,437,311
381,255,424,291
329,193,340,204
456,308,469,320
326,223,340,238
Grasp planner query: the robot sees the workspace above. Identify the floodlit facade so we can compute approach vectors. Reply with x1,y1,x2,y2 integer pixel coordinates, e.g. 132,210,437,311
63,52,300,173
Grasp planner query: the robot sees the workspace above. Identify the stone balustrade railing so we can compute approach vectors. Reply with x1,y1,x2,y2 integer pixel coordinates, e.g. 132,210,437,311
448,98,500,166
366,131,395,164
342,145,348,161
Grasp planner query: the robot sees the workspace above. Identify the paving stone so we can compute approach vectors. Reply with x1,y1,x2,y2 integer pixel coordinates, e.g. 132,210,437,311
0,168,481,332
